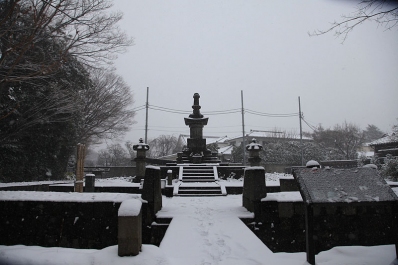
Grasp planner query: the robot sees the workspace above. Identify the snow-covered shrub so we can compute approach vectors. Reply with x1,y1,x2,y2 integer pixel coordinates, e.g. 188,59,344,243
380,154,398,181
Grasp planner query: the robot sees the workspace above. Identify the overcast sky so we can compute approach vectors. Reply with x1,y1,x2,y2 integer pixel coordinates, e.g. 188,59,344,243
108,0,398,145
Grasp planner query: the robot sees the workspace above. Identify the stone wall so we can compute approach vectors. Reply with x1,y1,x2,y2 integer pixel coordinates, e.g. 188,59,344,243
103,167,136,178
0,200,153,249
263,164,293,173
250,199,398,253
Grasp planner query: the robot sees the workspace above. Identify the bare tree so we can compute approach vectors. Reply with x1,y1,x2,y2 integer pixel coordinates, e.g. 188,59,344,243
0,0,133,86
125,140,136,160
312,122,365,160
148,135,178,158
309,0,398,42
75,68,135,144
97,143,130,166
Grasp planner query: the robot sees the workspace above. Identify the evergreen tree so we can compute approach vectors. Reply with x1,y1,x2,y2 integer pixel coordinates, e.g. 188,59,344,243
363,124,385,142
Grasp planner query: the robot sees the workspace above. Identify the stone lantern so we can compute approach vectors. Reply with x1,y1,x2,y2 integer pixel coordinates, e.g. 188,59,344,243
133,138,150,183
245,138,263,167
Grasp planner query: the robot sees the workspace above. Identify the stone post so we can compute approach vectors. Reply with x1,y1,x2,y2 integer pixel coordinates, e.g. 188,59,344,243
165,169,174,198
133,138,150,183
118,199,142,256
142,166,162,217
84,173,95,192
242,167,267,212
167,169,173,185
246,138,263,167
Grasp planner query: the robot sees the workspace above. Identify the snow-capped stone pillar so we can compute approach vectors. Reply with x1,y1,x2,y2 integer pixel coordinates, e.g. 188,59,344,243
84,173,95,192
246,138,263,167
118,199,142,256
142,166,162,218
243,166,267,212
167,169,173,185
133,138,150,183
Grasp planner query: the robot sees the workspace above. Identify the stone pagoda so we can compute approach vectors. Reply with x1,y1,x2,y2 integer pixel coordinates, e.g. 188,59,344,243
177,93,220,164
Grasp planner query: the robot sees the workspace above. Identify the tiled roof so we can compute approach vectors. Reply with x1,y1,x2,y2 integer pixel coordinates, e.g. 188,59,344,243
295,168,398,204
227,130,312,141
368,133,398,146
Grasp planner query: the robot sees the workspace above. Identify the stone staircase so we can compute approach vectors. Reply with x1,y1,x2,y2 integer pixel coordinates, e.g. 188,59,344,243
174,165,226,196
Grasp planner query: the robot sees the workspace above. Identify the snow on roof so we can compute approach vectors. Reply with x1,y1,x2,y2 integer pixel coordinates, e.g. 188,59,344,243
218,145,234,155
227,130,312,142
177,134,229,145
295,168,398,204
368,133,398,146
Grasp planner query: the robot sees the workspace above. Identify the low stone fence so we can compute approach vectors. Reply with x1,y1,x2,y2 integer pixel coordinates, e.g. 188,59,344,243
248,192,398,254
0,182,71,191
0,192,148,250
84,166,137,178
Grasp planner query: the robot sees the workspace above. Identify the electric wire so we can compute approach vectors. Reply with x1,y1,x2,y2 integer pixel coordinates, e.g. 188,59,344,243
137,104,298,117
302,118,318,131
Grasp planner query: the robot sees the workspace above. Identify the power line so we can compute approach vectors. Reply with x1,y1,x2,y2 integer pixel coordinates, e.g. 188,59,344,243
302,118,318,131
245,108,299,117
143,104,298,117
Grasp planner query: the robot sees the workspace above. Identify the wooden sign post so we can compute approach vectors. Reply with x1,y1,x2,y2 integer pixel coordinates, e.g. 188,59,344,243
75,143,86,192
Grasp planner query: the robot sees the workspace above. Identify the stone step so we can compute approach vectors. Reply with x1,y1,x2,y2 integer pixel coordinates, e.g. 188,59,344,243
175,193,225,197
182,176,215,179
181,175,215,178
178,189,222,195
181,179,215,183
176,185,223,196
183,168,213,172
182,173,214,176
183,169,214,172
174,182,227,196
178,186,221,190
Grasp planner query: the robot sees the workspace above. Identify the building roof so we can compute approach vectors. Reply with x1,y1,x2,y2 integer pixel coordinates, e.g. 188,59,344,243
218,145,234,155
177,134,229,146
368,133,398,146
227,130,312,142
295,167,398,204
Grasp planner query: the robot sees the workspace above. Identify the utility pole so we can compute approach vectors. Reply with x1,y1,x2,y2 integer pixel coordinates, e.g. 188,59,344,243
145,87,149,143
241,90,246,166
298,96,304,166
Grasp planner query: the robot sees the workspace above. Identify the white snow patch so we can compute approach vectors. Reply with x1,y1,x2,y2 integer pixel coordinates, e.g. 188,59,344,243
146,165,160,170
0,191,142,203
0,245,172,265
306,160,320,167
261,192,303,202
118,199,142,216
244,166,265,172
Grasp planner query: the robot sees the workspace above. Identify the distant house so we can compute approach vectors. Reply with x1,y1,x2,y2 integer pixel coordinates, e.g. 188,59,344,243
173,134,229,153
224,130,312,147
357,143,374,160
218,145,234,162
168,130,313,163
368,133,398,159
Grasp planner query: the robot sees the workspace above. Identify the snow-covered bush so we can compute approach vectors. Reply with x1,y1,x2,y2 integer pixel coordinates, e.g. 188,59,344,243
380,154,398,181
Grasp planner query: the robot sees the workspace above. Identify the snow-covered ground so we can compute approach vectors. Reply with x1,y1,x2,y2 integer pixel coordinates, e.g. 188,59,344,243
0,174,397,265
0,180,72,188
